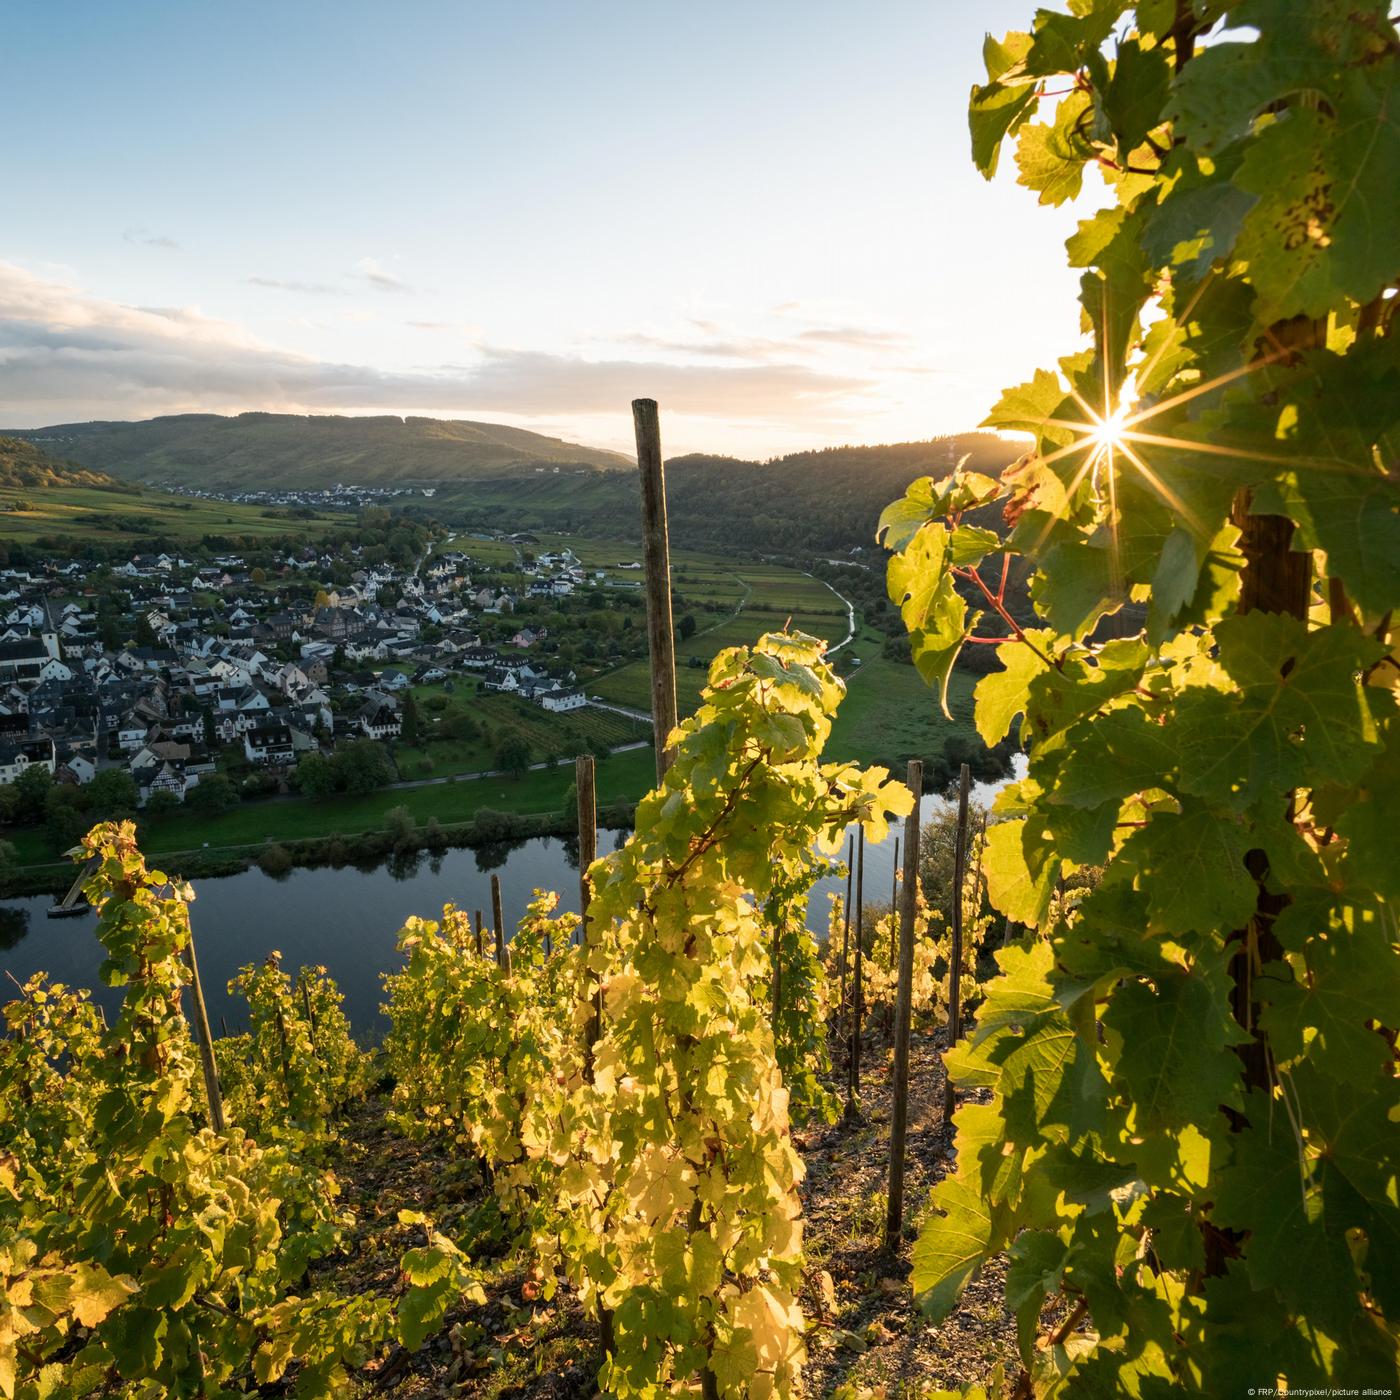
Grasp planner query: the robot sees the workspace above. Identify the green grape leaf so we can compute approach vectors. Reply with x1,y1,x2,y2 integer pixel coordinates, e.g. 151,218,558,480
887,522,967,717
911,1174,1004,1320
1014,94,1092,206
1100,38,1172,152
1173,612,1383,805
970,81,1040,178
1118,800,1258,934
983,818,1060,927
974,634,1054,746
1103,956,1248,1134
1260,914,1400,1078
69,1262,138,1329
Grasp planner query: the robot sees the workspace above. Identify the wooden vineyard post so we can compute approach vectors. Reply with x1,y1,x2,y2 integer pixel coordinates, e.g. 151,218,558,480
885,760,923,1251
299,974,317,1045
578,754,602,1071
182,924,225,1133
836,833,854,1033
491,874,506,970
888,836,900,971
473,909,485,957
219,1014,229,1039
943,763,971,1125
634,398,679,780
844,826,866,1121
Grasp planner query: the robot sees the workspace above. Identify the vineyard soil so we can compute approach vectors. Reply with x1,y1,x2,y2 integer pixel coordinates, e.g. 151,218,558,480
318,1035,1031,1398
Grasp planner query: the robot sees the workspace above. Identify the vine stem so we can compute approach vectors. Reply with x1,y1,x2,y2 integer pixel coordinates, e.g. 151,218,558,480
955,565,1057,668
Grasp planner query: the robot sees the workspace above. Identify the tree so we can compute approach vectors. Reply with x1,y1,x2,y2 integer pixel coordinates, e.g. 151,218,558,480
294,751,337,798
87,768,138,821
142,790,182,822
678,613,697,641
14,764,53,825
201,707,217,747
384,805,416,848
186,773,236,816
43,802,86,853
885,4,1400,1391
331,740,393,796
495,734,532,779
400,691,420,747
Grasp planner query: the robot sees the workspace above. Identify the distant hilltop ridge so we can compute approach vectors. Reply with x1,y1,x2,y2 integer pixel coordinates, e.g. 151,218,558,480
5,412,634,488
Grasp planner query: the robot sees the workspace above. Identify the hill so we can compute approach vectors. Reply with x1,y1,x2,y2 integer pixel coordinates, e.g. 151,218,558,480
0,435,122,491
423,433,1020,557
0,438,349,548
6,413,633,487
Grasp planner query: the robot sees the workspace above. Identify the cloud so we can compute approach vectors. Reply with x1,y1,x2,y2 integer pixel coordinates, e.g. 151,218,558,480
247,276,345,295
0,260,871,428
796,326,909,350
353,257,413,293
123,228,179,250
613,319,909,362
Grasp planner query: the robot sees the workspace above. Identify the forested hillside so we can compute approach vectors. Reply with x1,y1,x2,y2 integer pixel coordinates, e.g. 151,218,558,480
427,433,1020,557
0,436,126,491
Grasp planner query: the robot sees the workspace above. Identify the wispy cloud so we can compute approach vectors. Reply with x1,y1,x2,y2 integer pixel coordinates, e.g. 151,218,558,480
0,261,871,429
122,227,179,250
353,257,413,293
796,326,909,350
247,276,345,295
612,317,909,362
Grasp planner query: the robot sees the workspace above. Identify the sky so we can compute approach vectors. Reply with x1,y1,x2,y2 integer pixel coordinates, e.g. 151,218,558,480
1,0,1094,459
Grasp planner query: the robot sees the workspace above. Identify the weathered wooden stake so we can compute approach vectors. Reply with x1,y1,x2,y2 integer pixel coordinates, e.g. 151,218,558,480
300,974,317,1045
885,760,923,1250
491,874,506,970
183,926,225,1132
473,908,485,957
578,754,602,1072
845,827,866,1120
888,836,900,971
836,833,854,1030
633,398,678,780
943,763,971,1125
219,1014,229,1038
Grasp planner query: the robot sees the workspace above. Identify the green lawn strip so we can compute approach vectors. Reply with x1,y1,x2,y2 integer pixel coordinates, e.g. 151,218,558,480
16,747,658,869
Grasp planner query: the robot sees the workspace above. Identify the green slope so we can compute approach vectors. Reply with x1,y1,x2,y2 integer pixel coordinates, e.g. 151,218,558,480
0,437,347,544
7,413,632,488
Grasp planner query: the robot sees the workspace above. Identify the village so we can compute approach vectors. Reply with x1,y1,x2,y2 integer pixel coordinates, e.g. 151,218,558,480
0,528,657,854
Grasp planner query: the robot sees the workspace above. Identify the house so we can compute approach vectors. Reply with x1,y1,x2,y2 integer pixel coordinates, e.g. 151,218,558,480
243,721,296,766
539,689,586,714
57,753,97,785
0,736,56,784
132,757,190,803
357,697,402,740
115,718,149,752
0,638,51,683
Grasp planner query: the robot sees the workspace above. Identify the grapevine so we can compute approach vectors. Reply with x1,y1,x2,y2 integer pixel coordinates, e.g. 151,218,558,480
884,3,1400,1391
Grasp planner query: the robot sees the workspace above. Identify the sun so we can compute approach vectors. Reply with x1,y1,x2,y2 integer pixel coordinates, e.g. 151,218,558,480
1089,401,1132,453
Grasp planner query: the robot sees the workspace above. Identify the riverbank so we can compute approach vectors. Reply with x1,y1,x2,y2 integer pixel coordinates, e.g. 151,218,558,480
0,746,656,897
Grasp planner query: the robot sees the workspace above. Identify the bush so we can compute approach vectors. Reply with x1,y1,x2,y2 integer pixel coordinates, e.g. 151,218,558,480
257,842,293,877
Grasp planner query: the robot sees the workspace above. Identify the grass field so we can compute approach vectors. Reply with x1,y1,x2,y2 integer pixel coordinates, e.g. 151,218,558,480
829,655,977,769
397,688,649,779
0,483,347,542
9,746,658,870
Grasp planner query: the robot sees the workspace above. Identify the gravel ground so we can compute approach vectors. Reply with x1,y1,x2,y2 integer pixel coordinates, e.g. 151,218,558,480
317,1022,1021,1399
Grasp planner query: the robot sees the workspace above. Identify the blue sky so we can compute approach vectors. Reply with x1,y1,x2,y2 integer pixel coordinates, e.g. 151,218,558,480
2,0,1089,456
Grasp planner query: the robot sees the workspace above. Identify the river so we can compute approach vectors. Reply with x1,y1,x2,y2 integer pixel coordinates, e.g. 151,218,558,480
0,763,1021,1036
